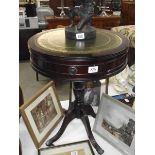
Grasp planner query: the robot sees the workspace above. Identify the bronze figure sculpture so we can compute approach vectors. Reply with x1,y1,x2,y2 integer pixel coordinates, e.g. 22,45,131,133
65,0,96,40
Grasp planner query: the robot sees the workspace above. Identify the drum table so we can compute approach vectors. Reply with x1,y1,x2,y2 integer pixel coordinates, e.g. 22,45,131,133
28,28,129,154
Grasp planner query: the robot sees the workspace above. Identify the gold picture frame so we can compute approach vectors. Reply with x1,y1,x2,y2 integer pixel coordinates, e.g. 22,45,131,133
38,140,95,155
20,81,64,148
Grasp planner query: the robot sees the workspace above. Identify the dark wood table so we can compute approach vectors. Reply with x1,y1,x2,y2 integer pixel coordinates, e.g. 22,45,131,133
46,15,121,30
28,28,129,154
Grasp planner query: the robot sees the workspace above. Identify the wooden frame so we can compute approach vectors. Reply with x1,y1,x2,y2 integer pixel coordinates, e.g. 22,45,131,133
20,81,64,148
38,140,95,155
93,93,135,155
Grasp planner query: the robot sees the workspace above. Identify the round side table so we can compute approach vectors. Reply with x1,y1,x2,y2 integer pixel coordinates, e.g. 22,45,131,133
28,28,129,154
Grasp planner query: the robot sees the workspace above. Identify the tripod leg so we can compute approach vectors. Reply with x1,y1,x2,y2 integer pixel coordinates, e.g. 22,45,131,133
105,77,109,94
36,71,39,81
81,116,104,155
46,111,75,146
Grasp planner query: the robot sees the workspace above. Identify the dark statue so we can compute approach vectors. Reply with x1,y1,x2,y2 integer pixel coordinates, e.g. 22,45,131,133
68,0,94,30
65,0,96,40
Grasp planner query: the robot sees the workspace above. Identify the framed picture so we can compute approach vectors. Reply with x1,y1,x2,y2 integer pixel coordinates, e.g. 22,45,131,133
38,140,95,155
93,93,135,155
20,81,64,148
112,93,135,108
71,80,101,106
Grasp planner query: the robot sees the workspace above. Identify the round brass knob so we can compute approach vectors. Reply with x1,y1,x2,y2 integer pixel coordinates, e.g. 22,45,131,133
68,66,77,75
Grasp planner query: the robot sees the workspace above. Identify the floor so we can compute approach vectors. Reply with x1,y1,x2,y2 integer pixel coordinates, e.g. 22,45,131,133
19,60,70,102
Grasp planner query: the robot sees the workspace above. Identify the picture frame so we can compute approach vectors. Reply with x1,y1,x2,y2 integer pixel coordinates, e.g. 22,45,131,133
93,93,135,155
71,80,101,106
20,81,64,148
38,140,95,155
112,93,135,108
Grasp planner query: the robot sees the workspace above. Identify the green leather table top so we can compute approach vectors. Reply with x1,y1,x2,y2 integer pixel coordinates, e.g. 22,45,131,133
28,28,129,57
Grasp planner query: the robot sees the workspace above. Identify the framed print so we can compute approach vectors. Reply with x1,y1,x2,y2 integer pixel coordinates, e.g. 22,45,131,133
93,93,135,155
20,81,64,148
112,93,135,108
38,140,95,155
71,80,101,106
